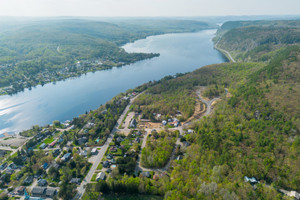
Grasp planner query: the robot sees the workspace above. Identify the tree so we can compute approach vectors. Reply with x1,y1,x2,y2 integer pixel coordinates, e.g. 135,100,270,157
58,182,77,200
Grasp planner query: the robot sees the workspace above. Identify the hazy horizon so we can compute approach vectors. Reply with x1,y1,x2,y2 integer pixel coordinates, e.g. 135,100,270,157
0,0,299,17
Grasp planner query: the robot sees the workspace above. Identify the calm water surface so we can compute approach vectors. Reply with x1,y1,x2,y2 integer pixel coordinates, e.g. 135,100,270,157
0,29,225,134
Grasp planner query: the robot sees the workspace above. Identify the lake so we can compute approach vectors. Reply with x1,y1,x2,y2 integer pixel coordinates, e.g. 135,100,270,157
0,29,225,134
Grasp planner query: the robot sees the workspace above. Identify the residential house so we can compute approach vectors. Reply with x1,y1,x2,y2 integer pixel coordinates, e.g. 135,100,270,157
57,137,64,144
52,162,60,170
162,120,167,126
23,176,33,185
52,149,60,157
182,141,190,147
80,150,88,157
70,178,81,185
116,137,123,143
244,176,259,184
6,168,14,174
46,188,57,198
141,171,150,178
31,187,46,197
110,146,117,152
0,162,7,170
49,141,56,148
287,191,300,200
176,155,182,160
96,172,106,181
91,148,98,155
78,137,88,145
85,122,95,129
40,143,47,149
42,162,49,170
106,154,113,160
130,119,137,128
61,153,71,162
37,179,47,186
102,161,110,168
15,186,25,195
134,137,140,143
8,163,17,170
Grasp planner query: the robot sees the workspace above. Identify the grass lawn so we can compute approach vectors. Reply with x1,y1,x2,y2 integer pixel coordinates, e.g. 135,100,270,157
91,173,97,182
44,137,54,144
97,163,103,170
82,192,100,200
120,138,132,146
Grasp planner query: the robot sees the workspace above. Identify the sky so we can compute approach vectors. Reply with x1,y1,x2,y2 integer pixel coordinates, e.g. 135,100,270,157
0,0,299,17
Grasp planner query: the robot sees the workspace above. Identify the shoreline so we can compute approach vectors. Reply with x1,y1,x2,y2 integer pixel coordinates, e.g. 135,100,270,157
0,29,214,97
0,29,225,135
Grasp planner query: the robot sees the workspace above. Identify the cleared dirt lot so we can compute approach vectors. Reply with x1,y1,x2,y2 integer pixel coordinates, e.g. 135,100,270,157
0,134,27,148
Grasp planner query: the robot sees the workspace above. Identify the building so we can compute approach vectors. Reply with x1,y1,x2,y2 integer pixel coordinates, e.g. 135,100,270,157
52,149,60,157
85,122,95,129
80,150,88,157
141,171,150,178
96,172,106,181
244,176,259,184
8,163,17,170
78,137,88,145
162,120,167,126
0,162,7,170
52,162,60,170
61,153,71,162
116,137,123,143
134,137,140,143
37,179,47,186
23,176,33,185
70,178,81,184
15,186,25,195
110,146,117,152
130,119,137,128
40,143,47,149
91,148,98,155
31,187,46,197
287,191,300,200
103,160,110,168
46,188,57,198
49,141,56,148
42,162,49,169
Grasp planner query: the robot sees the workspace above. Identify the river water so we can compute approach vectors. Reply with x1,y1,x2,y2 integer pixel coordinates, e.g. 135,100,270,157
0,29,225,134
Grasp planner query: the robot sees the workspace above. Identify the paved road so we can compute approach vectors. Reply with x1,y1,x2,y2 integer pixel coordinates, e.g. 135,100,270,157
184,90,219,128
214,40,236,63
73,94,141,200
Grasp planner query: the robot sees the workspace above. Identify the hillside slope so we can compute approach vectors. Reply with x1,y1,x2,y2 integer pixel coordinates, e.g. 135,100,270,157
215,20,300,62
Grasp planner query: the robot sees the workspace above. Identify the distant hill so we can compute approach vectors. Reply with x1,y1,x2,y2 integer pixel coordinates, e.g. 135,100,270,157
215,20,300,62
0,18,212,94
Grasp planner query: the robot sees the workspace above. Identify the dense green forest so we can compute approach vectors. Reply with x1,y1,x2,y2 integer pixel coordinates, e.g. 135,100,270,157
0,18,211,95
141,131,177,168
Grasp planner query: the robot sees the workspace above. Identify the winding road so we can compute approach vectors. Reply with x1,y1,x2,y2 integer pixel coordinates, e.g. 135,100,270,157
214,40,236,63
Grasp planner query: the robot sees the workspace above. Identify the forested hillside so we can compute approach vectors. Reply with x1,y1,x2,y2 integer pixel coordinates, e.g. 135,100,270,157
0,18,211,95
83,21,300,199
215,20,300,62
85,41,299,199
